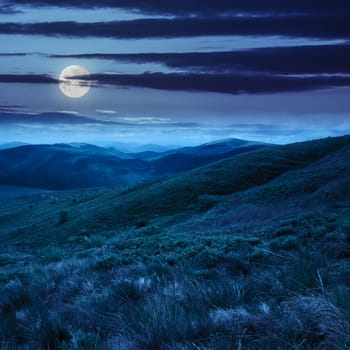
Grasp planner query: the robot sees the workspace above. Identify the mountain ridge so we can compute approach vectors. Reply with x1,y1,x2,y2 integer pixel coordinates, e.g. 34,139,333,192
1,135,349,245
0,138,267,190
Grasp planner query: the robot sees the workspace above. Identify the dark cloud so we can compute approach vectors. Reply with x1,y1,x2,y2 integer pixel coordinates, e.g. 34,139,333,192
0,53,27,56
0,3,17,14
87,72,350,94
7,0,350,16
2,72,350,95
0,74,55,83
0,104,25,113
0,16,349,39
51,44,350,75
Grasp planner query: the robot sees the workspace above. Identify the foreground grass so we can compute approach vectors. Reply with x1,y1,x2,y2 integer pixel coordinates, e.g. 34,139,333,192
1,208,350,350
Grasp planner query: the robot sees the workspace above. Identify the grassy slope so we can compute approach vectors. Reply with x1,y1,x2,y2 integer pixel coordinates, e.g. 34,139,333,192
0,135,349,247
112,135,350,224
181,143,350,233
0,136,350,349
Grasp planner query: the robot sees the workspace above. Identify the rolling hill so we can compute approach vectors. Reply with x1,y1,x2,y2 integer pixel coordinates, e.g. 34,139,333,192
0,143,152,190
129,138,265,160
0,142,28,150
180,142,350,233
0,135,349,245
111,135,350,225
1,135,350,350
0,138,268,190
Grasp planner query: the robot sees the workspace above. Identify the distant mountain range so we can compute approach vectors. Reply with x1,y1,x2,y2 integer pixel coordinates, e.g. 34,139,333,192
1,135,349,245
0,142,28,150
0,138,266,190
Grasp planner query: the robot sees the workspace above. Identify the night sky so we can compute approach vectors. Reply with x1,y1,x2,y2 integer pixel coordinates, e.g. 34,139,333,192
0,1,349,146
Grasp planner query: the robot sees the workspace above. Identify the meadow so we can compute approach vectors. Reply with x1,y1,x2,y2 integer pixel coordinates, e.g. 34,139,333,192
0,136,350,349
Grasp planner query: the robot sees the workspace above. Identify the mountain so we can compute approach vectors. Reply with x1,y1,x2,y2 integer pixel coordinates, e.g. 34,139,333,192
130,138,265,160
0,143,153,190
152,143,266,174
1,135,349,245
0,185,49,199
0,138,269,190
130,138,268,174
160,138,265,157
108,142,175,153
0,142,28,150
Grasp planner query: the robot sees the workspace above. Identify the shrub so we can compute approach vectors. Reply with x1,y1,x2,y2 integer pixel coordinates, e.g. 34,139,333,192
131,295,213,349
136,220,148,229
58,211,68,225
38,245,64,263
94,253,131,270
274,225,295,237
61,331,103,350
282,296,348,348
27,309,71,349
81,236,104,249
0,280,32,314
111,278,151,303
269,235,299,250
0,255,14,267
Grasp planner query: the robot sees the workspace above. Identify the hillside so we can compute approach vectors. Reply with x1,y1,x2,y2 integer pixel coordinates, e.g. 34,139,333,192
0,143,153,190
152,144,266,174
1,135,349,245
181,143,350,233
0,185,49,199
0,135,350,350
129,138,264,159
111,135,350,225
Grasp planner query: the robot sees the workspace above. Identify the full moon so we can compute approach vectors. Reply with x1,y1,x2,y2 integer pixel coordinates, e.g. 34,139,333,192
59,65,90,98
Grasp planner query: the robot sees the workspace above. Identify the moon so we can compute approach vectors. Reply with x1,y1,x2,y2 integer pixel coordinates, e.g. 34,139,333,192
59,65,90,98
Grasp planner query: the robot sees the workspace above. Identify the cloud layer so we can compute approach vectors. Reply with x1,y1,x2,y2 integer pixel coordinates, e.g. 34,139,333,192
2,72,349,95
86,72,350,94
7,0,350,16
0,16,349,39
51,44,350,75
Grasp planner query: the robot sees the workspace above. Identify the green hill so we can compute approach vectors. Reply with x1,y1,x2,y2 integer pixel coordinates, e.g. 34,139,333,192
1,136,350,350
181,143,350,233
112,135,350,225
0,139,267,190
1,135,349,245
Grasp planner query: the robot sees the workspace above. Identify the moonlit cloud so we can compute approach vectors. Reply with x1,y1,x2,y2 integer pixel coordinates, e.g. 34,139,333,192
96,109,118,115
2,72,350,95
66,72,350,94
116,116,172,124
